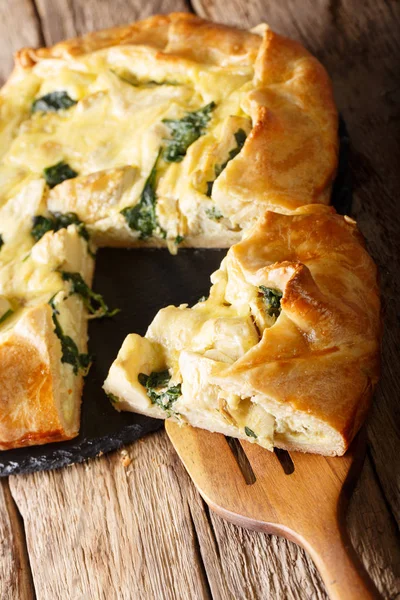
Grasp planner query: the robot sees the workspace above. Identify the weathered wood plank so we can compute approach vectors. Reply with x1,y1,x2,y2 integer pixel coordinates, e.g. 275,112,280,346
347,456,400,599
9,432,211,600
0,0,43,83
9,430,329,600
0,479,34,600
194,0,400,530
34,0,190,46
9,433,400,599
197,455,400,599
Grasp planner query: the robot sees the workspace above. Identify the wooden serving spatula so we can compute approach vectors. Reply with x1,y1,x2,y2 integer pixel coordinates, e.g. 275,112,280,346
165,422,380,600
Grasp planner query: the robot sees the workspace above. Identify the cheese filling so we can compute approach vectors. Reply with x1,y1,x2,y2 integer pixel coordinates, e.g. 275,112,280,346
0,49,256,253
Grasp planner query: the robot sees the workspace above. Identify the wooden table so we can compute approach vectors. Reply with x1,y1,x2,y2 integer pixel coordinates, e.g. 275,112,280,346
1,1,399,598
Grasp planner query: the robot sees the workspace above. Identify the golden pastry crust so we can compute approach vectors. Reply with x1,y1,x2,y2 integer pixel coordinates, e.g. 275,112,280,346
15,13,261,68
0,305,82,449
214,28,338,217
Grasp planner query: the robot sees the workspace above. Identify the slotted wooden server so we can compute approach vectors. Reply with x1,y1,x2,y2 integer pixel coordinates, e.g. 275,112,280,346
166,422,380,600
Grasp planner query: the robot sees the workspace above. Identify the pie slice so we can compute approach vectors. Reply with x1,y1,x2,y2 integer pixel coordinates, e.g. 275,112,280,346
0,225,94,449
1,13,338,253
104,206,381,456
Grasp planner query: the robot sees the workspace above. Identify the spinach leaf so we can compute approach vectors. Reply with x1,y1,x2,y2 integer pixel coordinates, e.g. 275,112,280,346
53,212,90,241
139,370,170,390
205,207,223,221
244,426,257,439
227,128,247,163
31,212,90,244
138,370,181,413
259,286,282,318
49,297,91,375
43,161,78,189
31,216,54,242
61,271,119,319
107,393,121,404
206,128,247,196
0,234,4,251
163,102,216,162
175,235,184,245
32,91,77,113
121,153,164,239
0,308,13,326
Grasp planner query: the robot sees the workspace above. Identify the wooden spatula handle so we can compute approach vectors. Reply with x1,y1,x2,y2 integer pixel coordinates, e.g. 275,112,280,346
305,525,381,600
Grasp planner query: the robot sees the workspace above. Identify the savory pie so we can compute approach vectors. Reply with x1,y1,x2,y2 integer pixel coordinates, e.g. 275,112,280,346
104,206,381,456
0,13,380,454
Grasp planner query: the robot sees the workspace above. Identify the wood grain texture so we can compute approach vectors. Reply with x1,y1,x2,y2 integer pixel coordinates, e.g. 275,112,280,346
0,480,34,600
7,431,331,600
34,0,190,45
10,432,211,600
195,0,400,531
347,457,400,599
0,0,42,83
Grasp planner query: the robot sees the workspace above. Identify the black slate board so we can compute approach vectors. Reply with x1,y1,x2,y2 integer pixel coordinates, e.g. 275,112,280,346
0,248,226,475
0,118,351,476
